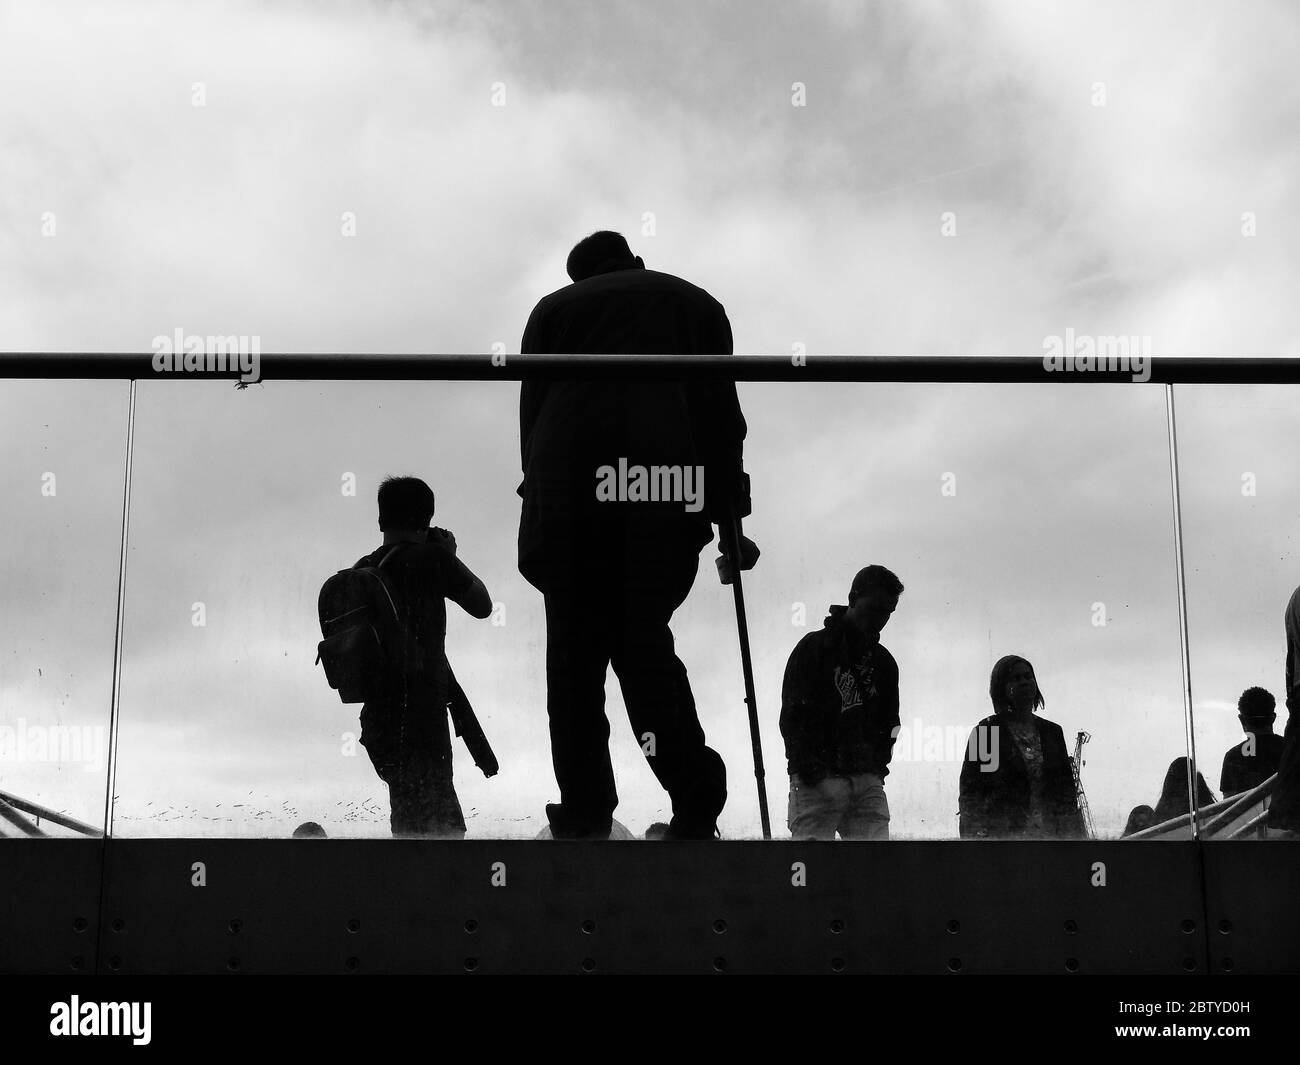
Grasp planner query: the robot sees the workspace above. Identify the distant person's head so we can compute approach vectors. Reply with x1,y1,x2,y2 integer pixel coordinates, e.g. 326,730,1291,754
566,230,645,282
1237,686,1277,733
845,565,903,641
292,821,327,839
1154,756,1216,821
377,475,434,534
1123,804,1155,837
989,655,1044,716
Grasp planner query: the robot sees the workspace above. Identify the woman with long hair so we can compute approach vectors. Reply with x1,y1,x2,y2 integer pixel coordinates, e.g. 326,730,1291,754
959,655,1086,839
1151,757,1216,825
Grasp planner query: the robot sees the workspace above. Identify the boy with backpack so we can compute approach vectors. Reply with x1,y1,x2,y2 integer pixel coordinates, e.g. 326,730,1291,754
317,476,493,837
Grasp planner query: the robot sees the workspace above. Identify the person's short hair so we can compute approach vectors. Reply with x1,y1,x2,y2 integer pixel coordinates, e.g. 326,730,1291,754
849,565,904,601
1238,686,1276,720
566,230,636,282
292,821,327,839
377,475,435,532
989,654,1045,715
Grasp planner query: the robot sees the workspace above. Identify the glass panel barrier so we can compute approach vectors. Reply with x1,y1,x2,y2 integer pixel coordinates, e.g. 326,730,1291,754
0,380,127,838
113,380,533,837
747,381,1187,839
1173,384,1297,839
113,378,1189,839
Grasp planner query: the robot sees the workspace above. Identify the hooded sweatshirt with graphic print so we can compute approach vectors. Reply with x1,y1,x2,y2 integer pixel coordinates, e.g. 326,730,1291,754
779,604,900,783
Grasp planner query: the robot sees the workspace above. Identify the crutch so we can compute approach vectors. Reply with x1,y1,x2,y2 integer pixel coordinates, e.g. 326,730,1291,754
719,512,772,839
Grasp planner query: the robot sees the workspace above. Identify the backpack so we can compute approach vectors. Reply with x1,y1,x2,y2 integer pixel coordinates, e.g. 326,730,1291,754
315,543,501,778
315,544,421,704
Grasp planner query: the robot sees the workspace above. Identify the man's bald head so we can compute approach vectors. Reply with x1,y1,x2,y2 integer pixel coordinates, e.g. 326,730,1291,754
566,230,644,281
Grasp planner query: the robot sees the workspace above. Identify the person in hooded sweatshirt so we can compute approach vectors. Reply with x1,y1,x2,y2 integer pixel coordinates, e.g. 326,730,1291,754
779,566,903,840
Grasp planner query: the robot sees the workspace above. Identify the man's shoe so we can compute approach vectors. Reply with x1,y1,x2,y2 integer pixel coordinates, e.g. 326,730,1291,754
543,802,616,840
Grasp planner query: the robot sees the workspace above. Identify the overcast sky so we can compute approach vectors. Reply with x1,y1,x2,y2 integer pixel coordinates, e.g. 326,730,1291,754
2,0,1298,838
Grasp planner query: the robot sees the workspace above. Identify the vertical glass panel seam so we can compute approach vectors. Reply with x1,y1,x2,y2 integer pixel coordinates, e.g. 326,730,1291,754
1165,384,1201,837
102,379,136,839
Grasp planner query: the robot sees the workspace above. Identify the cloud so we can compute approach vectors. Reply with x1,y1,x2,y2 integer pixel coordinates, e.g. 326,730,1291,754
2,1,1298,837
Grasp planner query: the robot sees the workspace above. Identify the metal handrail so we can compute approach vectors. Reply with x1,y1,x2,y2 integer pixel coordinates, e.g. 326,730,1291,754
0,797,45,837
2,352,1300,382
1227,809,1271,839
0,789,103,837
1200,775,1276,838
1125,775,1276,840
1126,809,1195,840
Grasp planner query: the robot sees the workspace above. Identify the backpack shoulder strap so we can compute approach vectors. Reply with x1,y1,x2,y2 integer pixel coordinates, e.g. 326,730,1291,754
376,543,409,568
358,544,410,621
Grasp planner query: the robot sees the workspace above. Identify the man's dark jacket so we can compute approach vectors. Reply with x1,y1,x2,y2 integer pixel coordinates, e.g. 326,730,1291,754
517,265,747,587
779,605,901,782
959,714,1085,839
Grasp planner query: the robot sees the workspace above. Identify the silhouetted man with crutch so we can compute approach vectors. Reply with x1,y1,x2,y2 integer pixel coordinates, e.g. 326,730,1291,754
519,230,758,840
